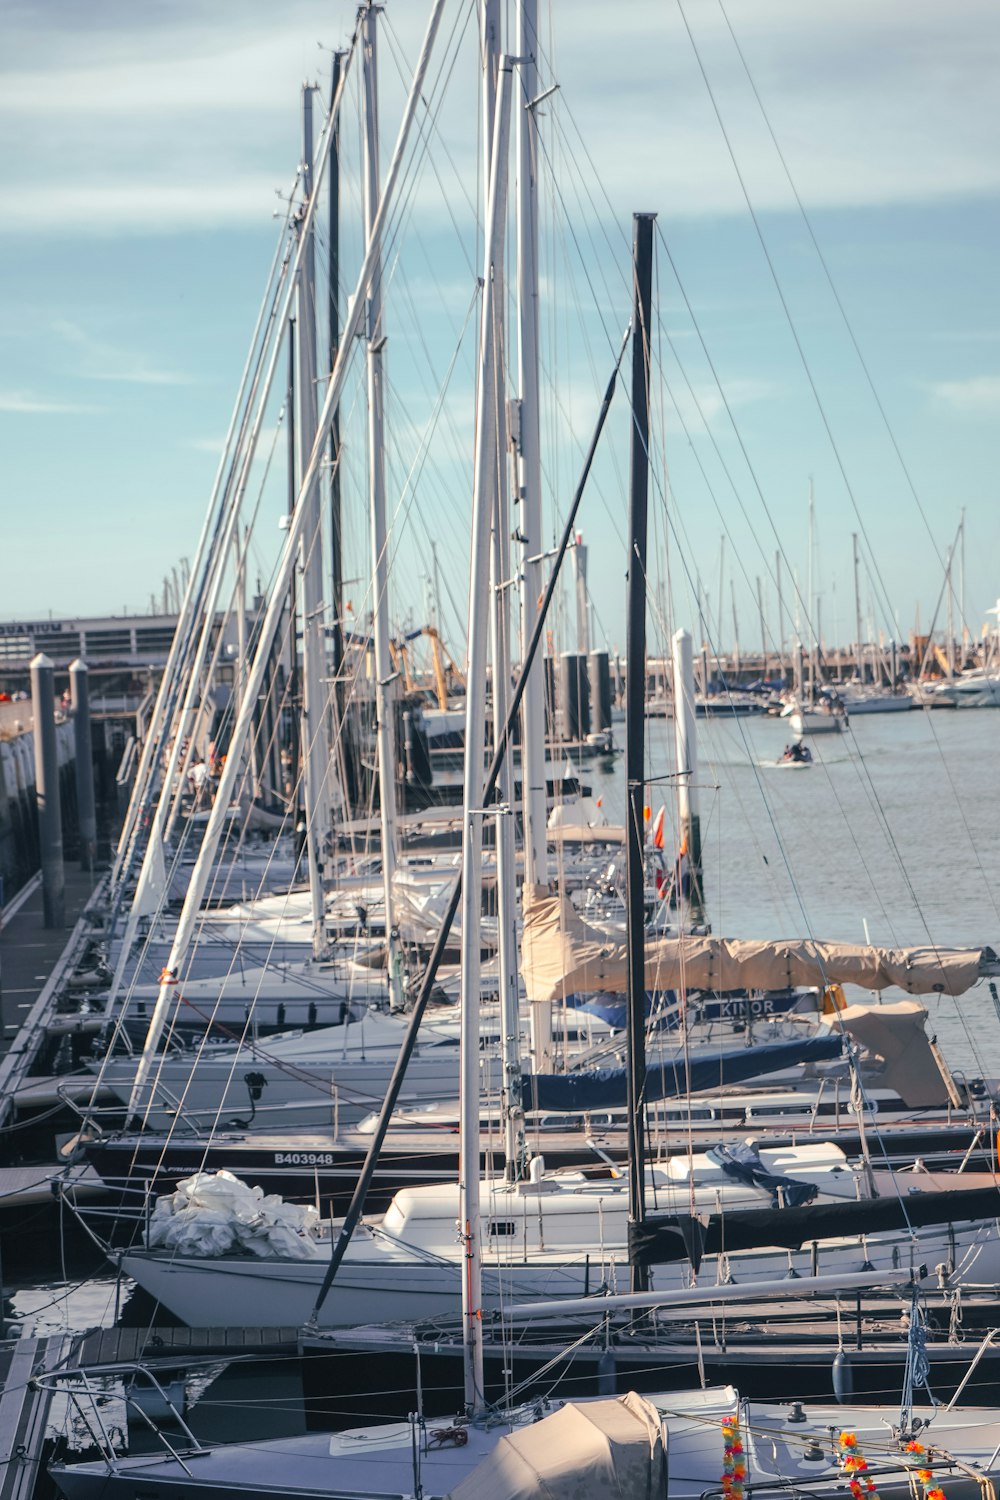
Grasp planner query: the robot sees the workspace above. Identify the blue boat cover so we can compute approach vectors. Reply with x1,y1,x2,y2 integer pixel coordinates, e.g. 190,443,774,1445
520,1032,842,1111
706,1141,817,1207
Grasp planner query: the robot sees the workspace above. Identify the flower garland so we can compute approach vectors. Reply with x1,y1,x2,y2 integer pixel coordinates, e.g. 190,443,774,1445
905,1439,946,1500
839,1431,879,1500
839,1431,948,1500
722,1414,746,1500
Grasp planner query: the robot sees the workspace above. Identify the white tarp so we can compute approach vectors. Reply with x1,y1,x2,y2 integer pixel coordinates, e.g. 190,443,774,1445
146,1170,322,1260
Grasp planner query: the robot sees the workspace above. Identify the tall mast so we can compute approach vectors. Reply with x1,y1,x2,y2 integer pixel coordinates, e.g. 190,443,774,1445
945,542,956,678
625,212,655,1296
775,548,784,678
328,49,352,809
362,6,402,1005
514,0,547,894
286,322,301,822
806,480,814,701
481,0,524,1186
297,81,333,959
110,203,299,904
673,627,704,922
852,532,864,682
959,505,967,660
730,576,740,681
123,0,448,1124
460,50,513,1417
756,574,766,674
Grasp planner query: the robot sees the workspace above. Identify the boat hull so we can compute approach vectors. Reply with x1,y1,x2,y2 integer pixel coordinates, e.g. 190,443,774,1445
119,1216,1000,1330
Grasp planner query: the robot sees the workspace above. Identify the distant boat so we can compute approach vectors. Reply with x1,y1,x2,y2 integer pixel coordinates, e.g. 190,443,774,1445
780,692,847,736
762,742,813,769
837,685,914,715
912,669,1000,709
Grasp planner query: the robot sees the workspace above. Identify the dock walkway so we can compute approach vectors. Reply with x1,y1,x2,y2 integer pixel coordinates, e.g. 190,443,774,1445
0,1334,75,1500
0,867,107,1134
0,867,102,1059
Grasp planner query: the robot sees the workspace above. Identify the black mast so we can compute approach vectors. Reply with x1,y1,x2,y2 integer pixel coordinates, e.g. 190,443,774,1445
625,212,655,1295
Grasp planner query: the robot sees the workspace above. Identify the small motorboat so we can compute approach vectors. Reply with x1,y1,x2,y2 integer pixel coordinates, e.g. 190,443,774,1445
762,740,813,769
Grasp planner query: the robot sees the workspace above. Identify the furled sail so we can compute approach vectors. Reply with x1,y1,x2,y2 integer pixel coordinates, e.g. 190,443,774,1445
520,886,987,1001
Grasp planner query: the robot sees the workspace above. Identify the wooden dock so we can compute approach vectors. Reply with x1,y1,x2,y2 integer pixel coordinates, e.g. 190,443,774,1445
0,1335,74,1500
74,1325,302,1371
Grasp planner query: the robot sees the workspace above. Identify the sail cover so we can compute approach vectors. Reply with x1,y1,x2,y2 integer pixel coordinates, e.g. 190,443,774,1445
629,1183,1000,1268
521,1033,843,1111
520,886,985,1000
446,1391,665,1500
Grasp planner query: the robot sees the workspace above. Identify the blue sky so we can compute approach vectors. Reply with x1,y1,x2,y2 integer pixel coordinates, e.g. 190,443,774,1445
2,0,998,660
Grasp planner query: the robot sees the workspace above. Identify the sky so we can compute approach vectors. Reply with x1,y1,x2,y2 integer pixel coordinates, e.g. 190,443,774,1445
2,0,999,660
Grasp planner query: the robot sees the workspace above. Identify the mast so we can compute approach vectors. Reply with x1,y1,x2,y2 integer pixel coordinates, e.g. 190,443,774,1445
960,505,966,661
361,4,403,1006
775,548,785,680
329,51,345,720
327,48,356,816
756,575,766,675
730,576,740,682
625,211,655,1296
286,321,301,824
696,581,709,696
481,0,524,1185
297,81,333,959
717,535,725,683
514,0,548,895
460,49,513,1417
122,0,448,1124
807,479,816,703
945,542,956,678
672,628,704,922
852,532,864,682
109,199,299,903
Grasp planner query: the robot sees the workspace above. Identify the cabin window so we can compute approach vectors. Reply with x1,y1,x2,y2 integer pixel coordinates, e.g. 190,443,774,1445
488,1221,517,1237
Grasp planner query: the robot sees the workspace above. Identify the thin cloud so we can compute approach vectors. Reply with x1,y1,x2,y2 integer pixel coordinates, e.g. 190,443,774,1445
51,318,195,386
927,376,1000,415
0,391,102,415
1,0,999,236
665,377,775,433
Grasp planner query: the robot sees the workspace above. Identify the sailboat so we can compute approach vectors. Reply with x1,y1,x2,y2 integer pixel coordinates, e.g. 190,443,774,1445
49,1378,1000,1500
104,216,1000,1338
44,9,1000,1499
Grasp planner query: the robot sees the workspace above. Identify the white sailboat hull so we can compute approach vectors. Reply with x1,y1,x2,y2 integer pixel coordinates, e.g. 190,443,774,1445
786,710,846,736
120,1215,1000,1329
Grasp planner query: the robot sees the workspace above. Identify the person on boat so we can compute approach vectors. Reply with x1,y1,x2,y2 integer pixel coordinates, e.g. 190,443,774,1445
782,740,811,764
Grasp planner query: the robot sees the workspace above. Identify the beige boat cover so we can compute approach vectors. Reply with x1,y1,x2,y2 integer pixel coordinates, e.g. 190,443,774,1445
520,886,984,1001
837,999,950,1108
446,1391,665,1500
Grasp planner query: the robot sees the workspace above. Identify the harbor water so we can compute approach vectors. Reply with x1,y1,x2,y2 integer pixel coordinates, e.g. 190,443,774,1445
589,707,1000,1079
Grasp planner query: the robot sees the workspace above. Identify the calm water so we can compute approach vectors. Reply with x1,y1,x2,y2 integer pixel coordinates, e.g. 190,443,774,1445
589,706,1000,1078
11,706,1000,1345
